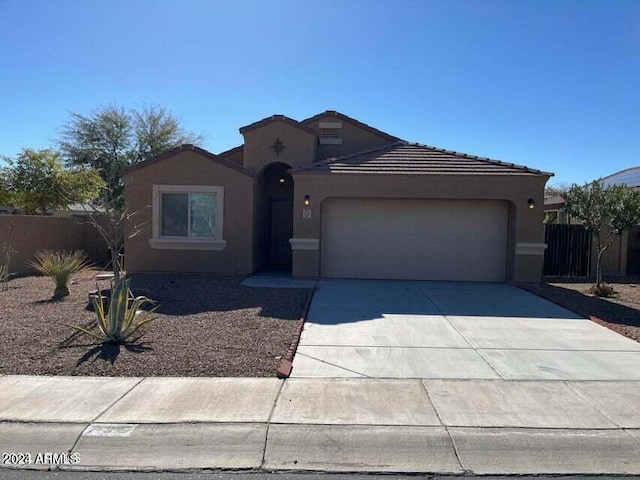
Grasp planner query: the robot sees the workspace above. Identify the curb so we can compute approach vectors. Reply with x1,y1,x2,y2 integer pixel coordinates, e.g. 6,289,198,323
276,286,316,378
3,421,640,475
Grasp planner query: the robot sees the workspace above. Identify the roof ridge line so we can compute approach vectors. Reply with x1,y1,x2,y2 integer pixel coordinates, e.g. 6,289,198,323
122,143,254,177
218,144,244,157
301,110,402,142
239,114,316,136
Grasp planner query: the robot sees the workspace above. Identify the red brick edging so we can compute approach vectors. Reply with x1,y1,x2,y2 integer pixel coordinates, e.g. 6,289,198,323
276,286,316,378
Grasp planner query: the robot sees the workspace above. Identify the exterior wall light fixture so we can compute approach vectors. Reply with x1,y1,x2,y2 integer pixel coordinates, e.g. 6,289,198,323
527,198,535,209
279,177,285,184
304,195,311,206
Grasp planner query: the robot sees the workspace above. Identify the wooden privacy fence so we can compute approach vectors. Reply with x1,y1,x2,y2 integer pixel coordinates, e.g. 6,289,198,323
543,224,591,277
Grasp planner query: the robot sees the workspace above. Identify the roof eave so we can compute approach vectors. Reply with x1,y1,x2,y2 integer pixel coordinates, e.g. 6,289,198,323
121,144,254,177
239,114,316,136
301,110,402,142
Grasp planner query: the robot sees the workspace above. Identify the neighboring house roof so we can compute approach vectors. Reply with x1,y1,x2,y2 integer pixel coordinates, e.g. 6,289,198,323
291,142,552,176
601,165,640,188
544,195,565,207
301,110,402,142
121,144,254,177
544,166,640,208
66,202,107,213
238,114,316,136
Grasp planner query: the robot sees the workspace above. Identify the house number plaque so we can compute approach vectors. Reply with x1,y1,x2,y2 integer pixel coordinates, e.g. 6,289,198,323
302,209,312,219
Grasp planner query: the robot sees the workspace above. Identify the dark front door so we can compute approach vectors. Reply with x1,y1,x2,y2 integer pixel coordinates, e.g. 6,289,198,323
270,200,293,268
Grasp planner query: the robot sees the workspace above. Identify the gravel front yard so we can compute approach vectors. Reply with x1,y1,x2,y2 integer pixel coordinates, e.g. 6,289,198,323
523,277,640,343
0,272,310,377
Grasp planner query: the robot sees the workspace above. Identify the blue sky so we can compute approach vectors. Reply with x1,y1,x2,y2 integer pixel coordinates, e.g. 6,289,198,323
0,0,638,186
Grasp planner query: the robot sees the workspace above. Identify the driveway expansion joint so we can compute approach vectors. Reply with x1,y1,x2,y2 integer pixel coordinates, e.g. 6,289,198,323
91,376,146,423
563,380,622,428
260,378,286,468
419,377,467,473
294,352,370,377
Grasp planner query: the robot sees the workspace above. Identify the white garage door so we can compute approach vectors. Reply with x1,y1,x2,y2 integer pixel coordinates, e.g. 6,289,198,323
321,198,508,282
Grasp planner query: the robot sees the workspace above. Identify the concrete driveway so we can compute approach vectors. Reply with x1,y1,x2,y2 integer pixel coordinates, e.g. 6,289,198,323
291,280,640,379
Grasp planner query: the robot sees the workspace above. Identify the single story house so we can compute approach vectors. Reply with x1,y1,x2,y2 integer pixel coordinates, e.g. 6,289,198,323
123,111,551,283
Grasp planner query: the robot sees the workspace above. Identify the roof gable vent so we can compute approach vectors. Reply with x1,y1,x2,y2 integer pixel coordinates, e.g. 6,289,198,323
319,121,342,145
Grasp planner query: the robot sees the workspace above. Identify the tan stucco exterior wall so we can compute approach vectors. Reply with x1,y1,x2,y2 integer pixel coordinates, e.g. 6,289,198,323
124,151,255,274
242,123,316,172
222,148,244,166
290,173,548,283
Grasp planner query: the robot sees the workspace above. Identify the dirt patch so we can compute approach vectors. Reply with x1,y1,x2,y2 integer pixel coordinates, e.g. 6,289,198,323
522,277,640,343
0,272,310,377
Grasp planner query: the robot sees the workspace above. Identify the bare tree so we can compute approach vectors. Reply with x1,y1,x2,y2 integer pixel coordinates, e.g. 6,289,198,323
81,189,148,283
1,222,15,291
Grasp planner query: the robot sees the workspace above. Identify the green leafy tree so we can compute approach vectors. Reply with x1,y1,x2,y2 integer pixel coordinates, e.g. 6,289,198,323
2,149,104,215
59,104,202,208
562,182,640,292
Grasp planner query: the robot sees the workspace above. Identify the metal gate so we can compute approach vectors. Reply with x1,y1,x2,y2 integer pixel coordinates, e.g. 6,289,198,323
543,224,591,277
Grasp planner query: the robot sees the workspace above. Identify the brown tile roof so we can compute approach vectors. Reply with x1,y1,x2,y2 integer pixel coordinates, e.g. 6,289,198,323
218,144,243,157
544,195,565,207
121,144,254,177
301,110,402,142
239,114,316,136
290,142,553,176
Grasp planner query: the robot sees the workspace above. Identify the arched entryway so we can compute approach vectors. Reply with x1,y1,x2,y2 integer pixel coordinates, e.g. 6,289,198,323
258,163,294,270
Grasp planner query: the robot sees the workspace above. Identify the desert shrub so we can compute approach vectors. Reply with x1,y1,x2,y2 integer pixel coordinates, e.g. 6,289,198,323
28,250,90,298
70,277,158,344
589,283,616,297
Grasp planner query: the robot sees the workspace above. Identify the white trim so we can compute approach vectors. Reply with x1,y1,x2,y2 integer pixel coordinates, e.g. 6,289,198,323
319,122,342,129
289,238,320,251
515,242,547,255
319,138,343,145
152,184,225,250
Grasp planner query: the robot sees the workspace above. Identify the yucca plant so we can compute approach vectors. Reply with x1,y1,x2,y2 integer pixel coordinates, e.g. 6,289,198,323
28,250,90,298
70,277,158,344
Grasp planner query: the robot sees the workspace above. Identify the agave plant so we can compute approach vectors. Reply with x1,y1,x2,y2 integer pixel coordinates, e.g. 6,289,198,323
28,250,90,298
70,277,158,344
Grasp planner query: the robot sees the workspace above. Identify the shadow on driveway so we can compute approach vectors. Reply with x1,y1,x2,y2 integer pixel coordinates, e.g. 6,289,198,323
307,280,582,325
523,283,640,330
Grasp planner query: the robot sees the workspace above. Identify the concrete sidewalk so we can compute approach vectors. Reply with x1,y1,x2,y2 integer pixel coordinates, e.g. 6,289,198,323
1,375,639,475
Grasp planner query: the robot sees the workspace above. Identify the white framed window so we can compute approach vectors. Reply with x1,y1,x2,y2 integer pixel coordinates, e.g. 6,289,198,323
150,185,227,250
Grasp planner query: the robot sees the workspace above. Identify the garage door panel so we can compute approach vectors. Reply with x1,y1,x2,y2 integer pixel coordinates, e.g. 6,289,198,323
321,199,508,282
324,218,384,237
